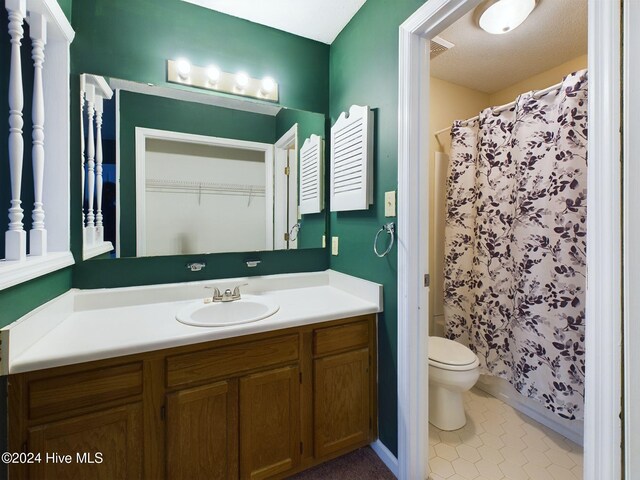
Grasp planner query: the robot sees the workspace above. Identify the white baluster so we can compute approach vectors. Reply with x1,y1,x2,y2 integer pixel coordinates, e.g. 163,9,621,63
29,13,47,256
5,0,27,261
95,96,104,243
80,88,86,240
84,84,96,245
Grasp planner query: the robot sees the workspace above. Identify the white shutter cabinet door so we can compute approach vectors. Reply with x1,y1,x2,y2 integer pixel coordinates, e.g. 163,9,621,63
299,134,324,214
330,105,373,212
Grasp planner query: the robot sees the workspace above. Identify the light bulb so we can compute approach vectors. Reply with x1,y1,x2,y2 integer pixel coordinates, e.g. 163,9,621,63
261,76,275,94
176,58,191,80
235,72,249,89
207,65,220,84
478,0,536,35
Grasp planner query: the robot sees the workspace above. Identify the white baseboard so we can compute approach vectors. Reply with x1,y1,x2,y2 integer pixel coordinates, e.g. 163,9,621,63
370,439,399,478
476,375,584,446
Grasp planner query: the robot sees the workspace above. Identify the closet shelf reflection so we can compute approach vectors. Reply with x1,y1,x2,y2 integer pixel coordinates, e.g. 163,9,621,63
146,178,265,197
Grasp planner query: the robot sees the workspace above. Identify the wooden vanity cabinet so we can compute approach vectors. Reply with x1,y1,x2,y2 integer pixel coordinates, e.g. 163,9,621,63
313,320,375,459
8,362,145,479
166,380,238,480
8,314,376,480
239,365,300,479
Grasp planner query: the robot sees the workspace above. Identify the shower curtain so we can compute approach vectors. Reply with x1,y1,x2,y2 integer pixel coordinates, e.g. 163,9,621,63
443,70,588,421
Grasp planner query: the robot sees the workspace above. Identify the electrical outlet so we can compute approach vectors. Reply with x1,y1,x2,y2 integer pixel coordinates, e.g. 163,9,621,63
322,235,326,248
332,236,339,255
385,191,396,217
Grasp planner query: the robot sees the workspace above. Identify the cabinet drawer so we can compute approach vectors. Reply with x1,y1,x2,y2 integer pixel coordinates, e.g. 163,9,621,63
166,334,299,388
313,321,369,357
28,363,143,420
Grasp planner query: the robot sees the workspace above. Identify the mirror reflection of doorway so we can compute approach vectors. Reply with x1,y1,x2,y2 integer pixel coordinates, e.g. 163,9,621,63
135,130,276,257
274,124,299,250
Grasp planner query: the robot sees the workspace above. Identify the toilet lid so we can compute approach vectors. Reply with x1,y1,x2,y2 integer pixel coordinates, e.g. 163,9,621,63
429,337,478,366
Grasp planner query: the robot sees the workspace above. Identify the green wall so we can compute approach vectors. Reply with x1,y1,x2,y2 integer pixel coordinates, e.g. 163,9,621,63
329,0,426,456
0,269,73,328
73,249,328,289
68,0,331,289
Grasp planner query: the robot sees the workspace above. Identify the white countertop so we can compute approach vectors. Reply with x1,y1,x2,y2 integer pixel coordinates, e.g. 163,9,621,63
1,270,382,374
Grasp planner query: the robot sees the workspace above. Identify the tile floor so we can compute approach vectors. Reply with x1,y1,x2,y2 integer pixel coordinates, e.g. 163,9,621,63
429,388,583,480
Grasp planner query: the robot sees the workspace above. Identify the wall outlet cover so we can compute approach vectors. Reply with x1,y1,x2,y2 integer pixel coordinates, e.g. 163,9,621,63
331,236,339,255
385,191,396,217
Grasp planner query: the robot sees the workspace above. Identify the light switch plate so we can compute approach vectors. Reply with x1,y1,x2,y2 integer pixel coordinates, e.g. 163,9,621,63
332,236,339,255
385,191,396,217
322,235,326,248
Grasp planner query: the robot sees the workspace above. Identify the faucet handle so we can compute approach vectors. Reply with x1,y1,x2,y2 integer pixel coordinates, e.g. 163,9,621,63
205,286,223,302
232,283,248,299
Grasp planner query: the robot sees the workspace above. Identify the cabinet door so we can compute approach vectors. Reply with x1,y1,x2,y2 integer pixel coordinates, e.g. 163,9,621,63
27,403,143,480
239,365,300,480
314,348,370,458
166,380,238,480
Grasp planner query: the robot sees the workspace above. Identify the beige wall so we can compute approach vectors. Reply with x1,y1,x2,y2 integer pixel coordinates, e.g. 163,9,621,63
428,78,488,335
489,54,588,105
428,55,588,336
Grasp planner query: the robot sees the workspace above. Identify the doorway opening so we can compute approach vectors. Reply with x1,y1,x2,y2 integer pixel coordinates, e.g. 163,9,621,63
397,0,622,479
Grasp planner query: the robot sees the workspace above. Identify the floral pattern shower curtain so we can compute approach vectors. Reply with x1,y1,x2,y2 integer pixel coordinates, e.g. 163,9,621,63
443,70,588,421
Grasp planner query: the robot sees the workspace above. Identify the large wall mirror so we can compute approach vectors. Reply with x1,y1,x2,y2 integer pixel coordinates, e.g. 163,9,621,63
80,75,326,259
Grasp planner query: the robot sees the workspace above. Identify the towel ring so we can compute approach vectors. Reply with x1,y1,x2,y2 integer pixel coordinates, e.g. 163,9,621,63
289,223,301,242
374,222,395,258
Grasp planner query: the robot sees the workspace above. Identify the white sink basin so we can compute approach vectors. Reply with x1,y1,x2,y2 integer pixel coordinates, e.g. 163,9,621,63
176,294,280,327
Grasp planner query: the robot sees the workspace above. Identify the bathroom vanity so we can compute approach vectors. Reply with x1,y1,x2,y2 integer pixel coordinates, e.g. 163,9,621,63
2,270,382,479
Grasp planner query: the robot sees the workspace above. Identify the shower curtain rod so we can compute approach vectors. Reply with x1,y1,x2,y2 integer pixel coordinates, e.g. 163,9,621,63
433,79,564,140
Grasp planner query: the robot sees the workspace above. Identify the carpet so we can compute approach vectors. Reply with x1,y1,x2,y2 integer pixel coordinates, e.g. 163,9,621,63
287,447,396,479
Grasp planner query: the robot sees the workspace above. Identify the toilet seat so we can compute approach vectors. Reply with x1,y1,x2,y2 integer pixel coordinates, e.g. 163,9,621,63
428,336,480,371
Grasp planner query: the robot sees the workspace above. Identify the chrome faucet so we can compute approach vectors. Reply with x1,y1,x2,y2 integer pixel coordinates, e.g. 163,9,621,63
205,284,247,302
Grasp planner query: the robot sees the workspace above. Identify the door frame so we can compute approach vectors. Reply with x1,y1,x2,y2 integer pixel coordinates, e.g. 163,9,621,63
397,1,623,479
623,1,640,478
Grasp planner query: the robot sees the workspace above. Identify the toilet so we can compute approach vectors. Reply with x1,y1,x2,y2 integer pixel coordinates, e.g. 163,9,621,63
428,336,480,431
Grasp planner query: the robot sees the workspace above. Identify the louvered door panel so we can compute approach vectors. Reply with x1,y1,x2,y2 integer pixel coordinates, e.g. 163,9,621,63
299,135,324,214
330,105,373,211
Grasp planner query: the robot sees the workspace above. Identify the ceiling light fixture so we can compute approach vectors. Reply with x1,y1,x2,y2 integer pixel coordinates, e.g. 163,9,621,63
476,0,537,35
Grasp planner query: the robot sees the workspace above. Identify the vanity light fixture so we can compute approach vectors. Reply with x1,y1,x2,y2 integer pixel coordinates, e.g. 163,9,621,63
476,0,537,35
235,72,249,91
207,65,220,85
176,58,191,80
261,76,275,94
167,60,279,102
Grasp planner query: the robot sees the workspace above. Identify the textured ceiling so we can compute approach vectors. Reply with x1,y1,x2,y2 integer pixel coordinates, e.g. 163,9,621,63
182,0,367,44
431,0,588,93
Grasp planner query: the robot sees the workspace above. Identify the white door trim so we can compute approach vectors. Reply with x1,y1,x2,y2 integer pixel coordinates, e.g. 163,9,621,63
397,1,622,479
133,127,274,256
623,1,639,478
583,1,622,478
